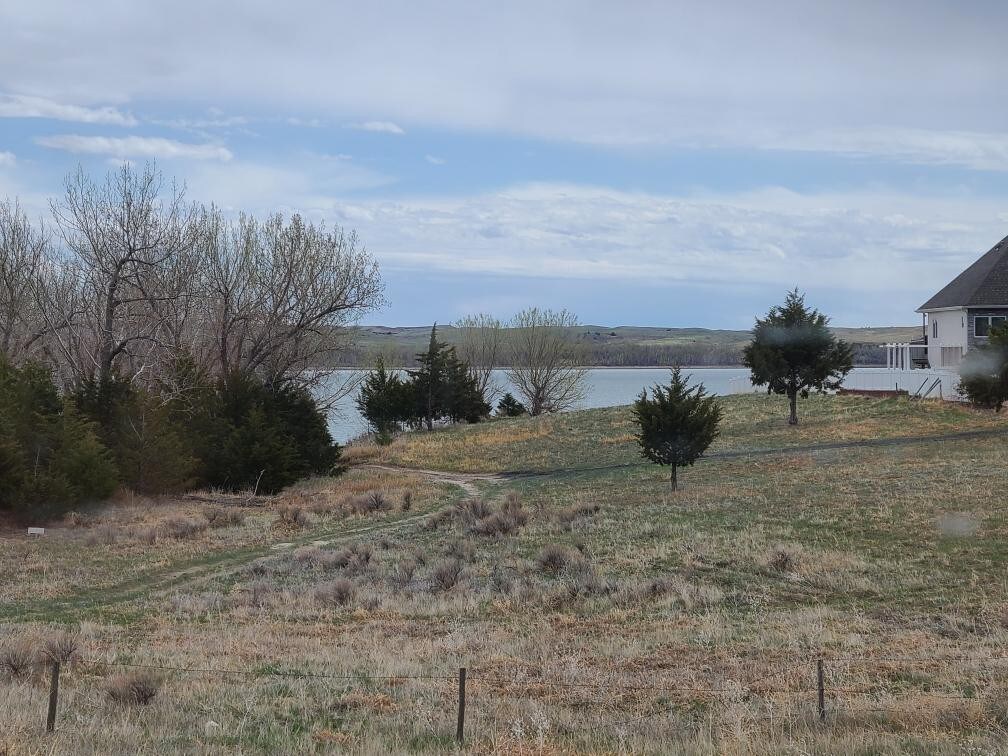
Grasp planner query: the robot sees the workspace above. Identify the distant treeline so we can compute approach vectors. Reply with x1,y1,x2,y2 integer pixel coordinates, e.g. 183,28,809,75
335,340,887,368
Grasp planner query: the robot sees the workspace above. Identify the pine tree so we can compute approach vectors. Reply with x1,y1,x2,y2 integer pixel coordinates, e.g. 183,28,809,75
496,392,527,417
408,325,489,429
356,358,411,439
632,368,722,490
743,289,853,425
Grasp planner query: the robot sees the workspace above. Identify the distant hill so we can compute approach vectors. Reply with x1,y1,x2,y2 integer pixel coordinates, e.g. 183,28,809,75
338,324,923,368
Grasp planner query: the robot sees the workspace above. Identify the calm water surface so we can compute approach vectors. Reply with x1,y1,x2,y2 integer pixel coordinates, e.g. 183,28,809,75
324,366,933,443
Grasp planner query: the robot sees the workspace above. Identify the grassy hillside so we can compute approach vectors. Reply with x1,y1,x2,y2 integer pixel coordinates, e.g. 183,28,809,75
3,395,1008,753
344,324,924,367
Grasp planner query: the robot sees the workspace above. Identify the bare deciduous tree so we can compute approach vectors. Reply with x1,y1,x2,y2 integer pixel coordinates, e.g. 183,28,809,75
0,199,49,362
198,209,384,404
453,313,504,402
43,163,200,386
505,307,588,415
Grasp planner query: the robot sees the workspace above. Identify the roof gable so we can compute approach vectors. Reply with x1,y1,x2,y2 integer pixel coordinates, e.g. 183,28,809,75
918,234,1008,311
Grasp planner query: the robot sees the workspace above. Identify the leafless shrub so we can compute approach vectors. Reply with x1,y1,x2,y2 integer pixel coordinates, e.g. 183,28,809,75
454,498,494,523
332,542,374,573
536,544,576,576
640,577,675,600
768,548,797,573
555,502,600,531
314,578,356,606
443,539,475,562
64,511,87,528
106,671,161,706
276,505,311,529
391,557,419,590
0,641,37,681
430,559,464,592
345,492,392,515
422,508,454,532
401,491,413,512
202,506,245,528
42,631,80,666
463,494,529,537
243,578,276,608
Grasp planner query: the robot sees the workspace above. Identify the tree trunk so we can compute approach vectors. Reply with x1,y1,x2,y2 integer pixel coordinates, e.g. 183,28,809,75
788,389,798,426
670,465,677,491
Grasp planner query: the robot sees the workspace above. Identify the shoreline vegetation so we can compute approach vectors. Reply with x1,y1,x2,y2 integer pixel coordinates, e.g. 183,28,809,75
336,324,922,369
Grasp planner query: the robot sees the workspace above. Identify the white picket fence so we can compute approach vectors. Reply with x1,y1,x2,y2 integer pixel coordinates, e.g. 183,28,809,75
726,368,961,400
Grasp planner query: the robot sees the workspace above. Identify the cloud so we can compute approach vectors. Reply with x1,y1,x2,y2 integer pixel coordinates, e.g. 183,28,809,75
425,154,445,165
3,2,1008,165
348,121,405,135
35,134,233,161
0,93,136,126
0,151,14,167
321,183,1008,310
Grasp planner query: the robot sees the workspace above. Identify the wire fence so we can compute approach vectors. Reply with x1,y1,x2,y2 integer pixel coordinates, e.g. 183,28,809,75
27,651,1008,745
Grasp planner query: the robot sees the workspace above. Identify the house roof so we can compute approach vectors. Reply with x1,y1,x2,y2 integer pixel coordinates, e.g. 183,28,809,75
918,234,1008,311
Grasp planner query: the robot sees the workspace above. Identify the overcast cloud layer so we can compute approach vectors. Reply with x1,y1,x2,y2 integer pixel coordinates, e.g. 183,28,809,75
1,1,1007,326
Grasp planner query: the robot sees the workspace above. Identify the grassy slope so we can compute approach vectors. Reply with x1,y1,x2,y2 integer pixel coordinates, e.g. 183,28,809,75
4,395,1008,754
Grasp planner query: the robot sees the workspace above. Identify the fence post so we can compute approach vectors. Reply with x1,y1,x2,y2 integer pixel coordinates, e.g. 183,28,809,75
456,667,467,745
816,658,825,722
46,661,61,733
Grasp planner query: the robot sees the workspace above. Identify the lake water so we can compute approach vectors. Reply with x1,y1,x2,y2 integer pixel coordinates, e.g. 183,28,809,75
324,366,948,443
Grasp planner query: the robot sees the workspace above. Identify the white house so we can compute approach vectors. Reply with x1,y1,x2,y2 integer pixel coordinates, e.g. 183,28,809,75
885,235,1008,373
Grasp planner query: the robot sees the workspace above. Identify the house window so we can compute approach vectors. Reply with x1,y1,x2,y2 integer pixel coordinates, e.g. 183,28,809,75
974,315,1007,338
932,319,938,338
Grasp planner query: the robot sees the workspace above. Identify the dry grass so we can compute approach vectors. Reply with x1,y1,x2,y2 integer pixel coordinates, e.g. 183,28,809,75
4,396,1008,753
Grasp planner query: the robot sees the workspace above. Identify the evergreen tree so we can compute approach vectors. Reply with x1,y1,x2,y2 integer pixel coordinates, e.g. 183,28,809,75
356,358,412,441
743,289,853,425
958,323,1008,411
632,368,722,490
496,392,527,417
408,325,488,429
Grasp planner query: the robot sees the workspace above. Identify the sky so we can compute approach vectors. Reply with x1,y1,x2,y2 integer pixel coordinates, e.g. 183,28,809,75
2,1,1008,329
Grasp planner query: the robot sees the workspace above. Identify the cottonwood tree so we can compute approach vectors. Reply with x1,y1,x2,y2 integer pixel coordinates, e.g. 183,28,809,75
196,208,383,404
453,313,504,402
42,163,200,387
0,200,49,362
632,367,722,490
505,307,587,415
743,289,853,425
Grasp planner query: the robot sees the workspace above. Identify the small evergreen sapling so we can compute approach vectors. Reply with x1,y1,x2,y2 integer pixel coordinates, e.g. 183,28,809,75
632,368,722,490
496,392,527,417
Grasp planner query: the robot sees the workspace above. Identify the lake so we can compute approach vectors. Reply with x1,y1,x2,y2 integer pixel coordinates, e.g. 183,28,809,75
324,366,947,443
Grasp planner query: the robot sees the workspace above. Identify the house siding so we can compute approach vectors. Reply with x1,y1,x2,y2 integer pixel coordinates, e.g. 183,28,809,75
966,307,1008,348
926,309,967,368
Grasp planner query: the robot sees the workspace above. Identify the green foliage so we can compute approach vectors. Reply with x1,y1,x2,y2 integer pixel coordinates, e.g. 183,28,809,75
0,360,117,518
743,289,853,425
632,367,722,490
496,392,527,417
409,325,489,429
193,374,343,495
73,376,197,494
358,326,490,435
958,324,1008,411
356,358,412,439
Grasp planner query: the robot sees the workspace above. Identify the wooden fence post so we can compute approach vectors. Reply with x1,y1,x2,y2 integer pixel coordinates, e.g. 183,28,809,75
456,667,467,744
816,658,825,722
46,661,61,733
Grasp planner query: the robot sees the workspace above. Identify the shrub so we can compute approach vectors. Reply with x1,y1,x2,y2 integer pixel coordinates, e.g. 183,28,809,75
106,671,161,706
0,360,118,519
536,544,576,576
0,641,37,681
401,491,413,511
314,578,356,606
496,392,527,417
430,559,463,592
159,516,207,540
332,543,373,573
958,324,1008,411
42,631,80,665
555,502,600,531
768,548,797,573
276,505,311,529
202,506,246,528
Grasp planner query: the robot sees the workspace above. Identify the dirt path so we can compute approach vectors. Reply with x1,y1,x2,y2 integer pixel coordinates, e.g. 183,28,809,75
357,463,516,496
